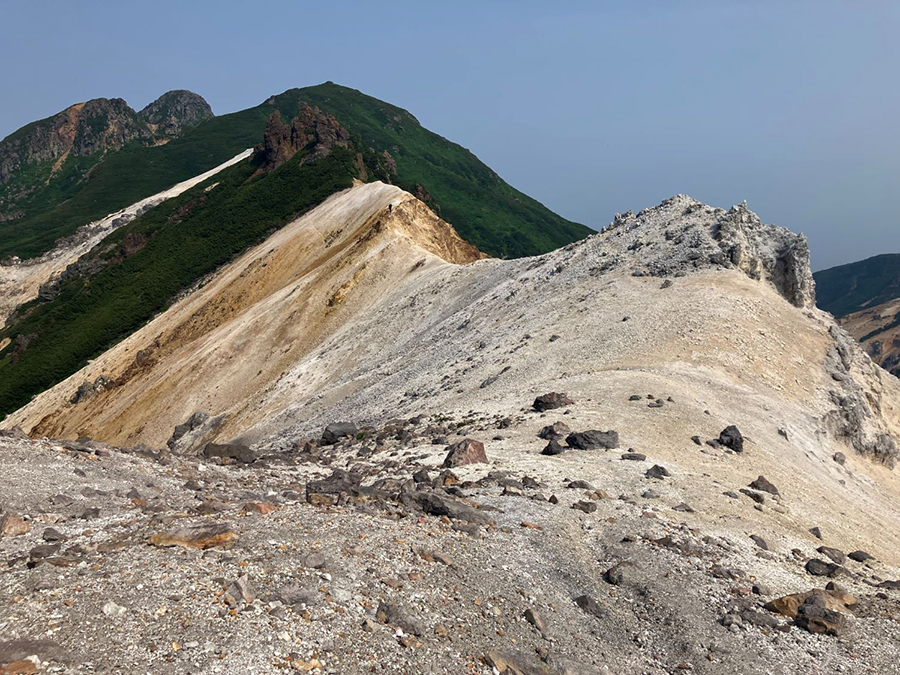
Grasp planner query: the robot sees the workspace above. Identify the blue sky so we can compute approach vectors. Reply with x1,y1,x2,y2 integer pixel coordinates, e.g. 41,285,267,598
1,0,897,269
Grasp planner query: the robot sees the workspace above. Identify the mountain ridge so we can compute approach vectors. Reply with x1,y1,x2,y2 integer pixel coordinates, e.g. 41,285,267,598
0,82,591,261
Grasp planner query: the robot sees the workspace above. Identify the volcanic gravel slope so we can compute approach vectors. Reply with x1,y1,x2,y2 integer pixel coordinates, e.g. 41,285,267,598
2,184,900,673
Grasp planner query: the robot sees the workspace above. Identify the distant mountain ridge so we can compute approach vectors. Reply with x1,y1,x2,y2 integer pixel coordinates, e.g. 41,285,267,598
0,82,591,261
0,90,212,218
814,253,900,318
815,253,900,377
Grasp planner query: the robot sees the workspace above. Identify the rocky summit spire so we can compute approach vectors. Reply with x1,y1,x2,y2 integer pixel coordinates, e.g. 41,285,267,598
138,90,214,137
256,105,351,172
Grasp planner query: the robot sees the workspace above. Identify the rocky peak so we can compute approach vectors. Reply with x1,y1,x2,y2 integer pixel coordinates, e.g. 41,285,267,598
256,105,351,172
597,195,816,308
1,91,213,187
138,90,214,137
0,97,151,185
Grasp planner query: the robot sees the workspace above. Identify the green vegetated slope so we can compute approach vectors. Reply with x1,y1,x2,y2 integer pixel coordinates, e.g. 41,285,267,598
271,83,592,258
0,107,269,259
1,82,591,261
814,254,900,317
0,146,360,417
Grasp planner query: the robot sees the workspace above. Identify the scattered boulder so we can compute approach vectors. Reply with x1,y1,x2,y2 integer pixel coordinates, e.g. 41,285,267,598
321,422,358,445
567,480,594,490
0,514,30,537
817,546,846,565
401,490,494,526
805,558,841,577
442,438,487,468
276,584,319,607
604,561,639,586
718,425,744,452
795,594,851,636
566,430,619,450
748,475,780,496
765,588,856,620
533,392,573,412
203,442,255,464
621,452,646,461
645,464,671,479
848,550,874,563
541,439,566,456
538,421,570,440
750,534,769,551
572,501,598,514
483,651,556,675
574,594,605,619
149,522,238,550
739,488,765,504
523,607,549,637
306,469,362,505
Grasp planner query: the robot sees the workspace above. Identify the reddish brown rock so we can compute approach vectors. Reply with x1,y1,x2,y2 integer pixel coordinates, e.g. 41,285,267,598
764,588,856,619
149,522,238,550
0,514,30,537
241,502,277,515
442,438,487,468
257,105,351,172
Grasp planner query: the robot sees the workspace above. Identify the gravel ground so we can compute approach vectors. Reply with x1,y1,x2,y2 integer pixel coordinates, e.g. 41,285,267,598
3,421,900,674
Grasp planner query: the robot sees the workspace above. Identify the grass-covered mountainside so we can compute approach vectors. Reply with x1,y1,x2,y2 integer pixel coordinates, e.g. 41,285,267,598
0,82,590,261
0,139,370,417
814,253,900,318
0,91,215,258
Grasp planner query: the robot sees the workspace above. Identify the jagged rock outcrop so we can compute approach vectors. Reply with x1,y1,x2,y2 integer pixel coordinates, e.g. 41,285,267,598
602,196,815,308
256,105,351,172
138,90,213,136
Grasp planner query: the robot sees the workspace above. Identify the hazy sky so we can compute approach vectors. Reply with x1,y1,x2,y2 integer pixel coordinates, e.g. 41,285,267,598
1,1,897,270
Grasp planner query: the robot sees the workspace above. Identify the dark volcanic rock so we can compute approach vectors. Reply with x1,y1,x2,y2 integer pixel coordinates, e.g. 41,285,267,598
532,392,573,412
795,594,851,636
848,550,874,563
541,439,566,456
816,546,847,565
566,430,619,450
305,469,362,503
750,534,769,551
718,425,744,452
645,464,671,479
321,423,358,445
571,501,598,514
538,421,571,440
402,490,494,526
749,475,780,496
805,558,841,577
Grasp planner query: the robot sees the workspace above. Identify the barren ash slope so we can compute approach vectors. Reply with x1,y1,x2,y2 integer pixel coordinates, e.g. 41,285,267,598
3,179,900,673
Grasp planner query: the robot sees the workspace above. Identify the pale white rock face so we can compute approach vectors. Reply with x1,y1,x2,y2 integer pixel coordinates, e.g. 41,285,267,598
0,148,252,325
